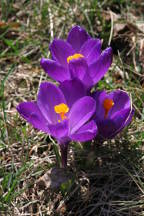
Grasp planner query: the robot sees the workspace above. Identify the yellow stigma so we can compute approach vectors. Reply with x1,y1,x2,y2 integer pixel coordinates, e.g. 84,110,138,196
54,103,69,121
103,98,114,118
67,53,84,63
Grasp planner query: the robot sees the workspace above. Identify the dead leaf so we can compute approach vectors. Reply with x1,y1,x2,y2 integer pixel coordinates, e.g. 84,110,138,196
36,167,73,190
0,21,21,29
114,23,126,36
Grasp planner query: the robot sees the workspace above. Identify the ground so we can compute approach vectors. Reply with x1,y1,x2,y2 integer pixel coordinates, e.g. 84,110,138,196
0,0,144,215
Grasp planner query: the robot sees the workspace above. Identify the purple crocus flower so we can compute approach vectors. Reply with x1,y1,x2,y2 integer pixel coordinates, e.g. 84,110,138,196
17,80,98,167
40,25,113,89
93,90,134,139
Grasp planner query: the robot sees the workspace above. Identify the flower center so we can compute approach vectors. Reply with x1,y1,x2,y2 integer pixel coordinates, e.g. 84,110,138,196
67,53,84,63
54,103,69,122
103,98,114,118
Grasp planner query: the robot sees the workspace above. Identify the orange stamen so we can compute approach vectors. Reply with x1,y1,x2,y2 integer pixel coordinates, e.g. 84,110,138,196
67,53,84,63
103,98,114,118
54,103,69,122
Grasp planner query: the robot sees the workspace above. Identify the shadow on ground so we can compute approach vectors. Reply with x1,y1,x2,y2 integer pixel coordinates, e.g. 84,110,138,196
54,137,144,216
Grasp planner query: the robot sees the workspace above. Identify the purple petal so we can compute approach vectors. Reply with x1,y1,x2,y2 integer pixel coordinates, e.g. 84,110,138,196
40,58,70,82
112,108,134,137
89,47,113,84
108,90,131,117
48,120,69,139
97,119,116,139
17,102,49,133
37,82,66,124
92,90,106,120
110,108,132,137
80,39,101,64
93,90,131,119
69,58,88,80
97,108,131,138
59,79,87,108
67,25,90,52
69,58,93,89
70,120,98,142
49,39,74,67
69,96,96,134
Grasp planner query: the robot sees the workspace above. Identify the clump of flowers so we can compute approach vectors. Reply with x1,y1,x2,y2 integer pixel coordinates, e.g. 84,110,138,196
17,26,134,167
